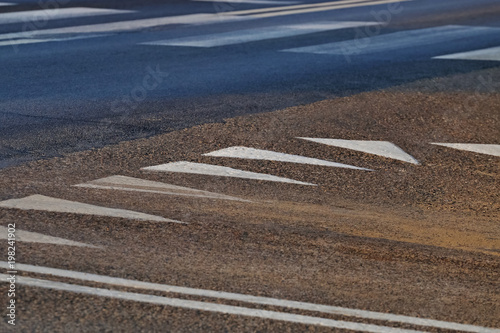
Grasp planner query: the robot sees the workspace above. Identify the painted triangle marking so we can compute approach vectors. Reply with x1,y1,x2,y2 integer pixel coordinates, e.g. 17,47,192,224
0,226,99,248
430,143,500,157
74,175,250,202
203,147,372,170
142,162,316,186
298,138,419,165
0,195,184,224
433,46,500,62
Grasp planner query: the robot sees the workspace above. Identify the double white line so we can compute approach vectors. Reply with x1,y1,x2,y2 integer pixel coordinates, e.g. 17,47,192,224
1,262,499,333
225,0,411,18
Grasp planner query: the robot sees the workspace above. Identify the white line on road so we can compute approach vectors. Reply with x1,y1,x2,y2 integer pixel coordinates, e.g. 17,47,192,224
430,143,500,157
204,146,372,170
223,0,382,15
298,138,419,164
0,273,428,333
0,34,110,47
0,7,133,25
195,0,298,4
0,227,100,248
142,161,316,186
0,263,498,333
283,25,500,56
74,175,250,202
250,0,410,18
433,46,500,62
0,2,14,6
0,194,184,224
0,13,247,41
141,21,378,47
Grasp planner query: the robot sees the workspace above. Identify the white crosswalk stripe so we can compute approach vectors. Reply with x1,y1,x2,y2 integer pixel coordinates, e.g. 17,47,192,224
282,25,500,56
0,226,100,248
0,7,133,24
204,146,372,170
434,46,500,62
194,0,299,4
430,143,500,157
0,194,185,223
298,138,419,164
74,175,249,202
142,161,316,186
141,21,378,48
0,2,14,6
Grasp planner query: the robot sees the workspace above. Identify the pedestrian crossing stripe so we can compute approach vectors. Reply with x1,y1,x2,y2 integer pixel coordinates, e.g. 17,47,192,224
433,46,500,62
430,143,500,157
0,226,99,248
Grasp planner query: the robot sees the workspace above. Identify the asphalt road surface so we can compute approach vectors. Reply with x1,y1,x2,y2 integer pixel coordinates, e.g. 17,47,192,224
0,0,499,332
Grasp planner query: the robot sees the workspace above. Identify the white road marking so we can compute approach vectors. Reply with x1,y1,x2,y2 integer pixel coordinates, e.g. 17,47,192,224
433,46,500,62
222,0,384,15
0,7,133,25
0,13,246,41
0,227,99,248
0,274,428,333
74,175,249,202
204,146,372,170
0,262,499,333
283,25,500,55
250,0,410,18
430,143,500,157
0,34,109,47
195,0,298,4
0,194,184,224
141,21,378,47
0,2,14,6
142,161,316,186
298,138,419,164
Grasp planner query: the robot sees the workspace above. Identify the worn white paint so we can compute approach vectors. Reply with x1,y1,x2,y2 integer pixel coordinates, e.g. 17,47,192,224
204,146,372,170
142,21,379,47
0,195,184,224
223,0,381,15
0,274,426,333
74,175,249,202
142,161,316,186
0,227,99,248
298,138,419,164
0,7,133,25
0,263,498,333
433,46,500,62
250,0,410,18
0,13,246,41
0,34,109,47
195,0,298,4
430,143,500,157
283,25,500,55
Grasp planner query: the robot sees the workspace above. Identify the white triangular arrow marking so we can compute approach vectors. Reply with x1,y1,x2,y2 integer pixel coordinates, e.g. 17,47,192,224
203,147,371,171
0,195,184,224
0,226,99,248
142,162,316,186
74,175,249,202
298,138,420,165
430,143,500,157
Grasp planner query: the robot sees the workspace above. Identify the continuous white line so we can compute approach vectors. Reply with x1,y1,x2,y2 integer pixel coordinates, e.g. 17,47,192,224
251,0,410,17
0,273,427,333
0,34,110,47
195,0,298,4
1,262,498,333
